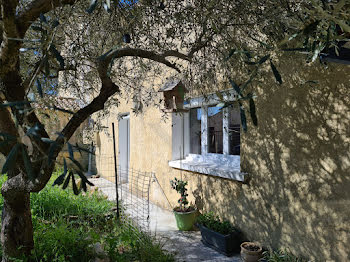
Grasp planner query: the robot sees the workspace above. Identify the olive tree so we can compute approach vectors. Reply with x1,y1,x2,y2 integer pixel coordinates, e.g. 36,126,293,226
0,0,348,260
0,0,239,260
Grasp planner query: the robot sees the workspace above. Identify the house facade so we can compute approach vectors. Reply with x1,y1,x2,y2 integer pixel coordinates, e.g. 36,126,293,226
93,53,350,262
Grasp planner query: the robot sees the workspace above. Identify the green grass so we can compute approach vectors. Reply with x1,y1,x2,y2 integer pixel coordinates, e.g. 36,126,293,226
31,220,95,262
263,249,308,262
0,173,174,262
30,183,114,226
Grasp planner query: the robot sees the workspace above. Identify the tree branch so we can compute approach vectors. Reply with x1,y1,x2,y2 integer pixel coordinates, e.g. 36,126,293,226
1,0,19,36
61,82,120,143
30,45,191,191
29,58,120,192
0,96,19,156
59,45,188,157
0,0,21,74
59,46,190,156
16,0,76,37
188,18,237,58
100,47,185,72
163,50,191,61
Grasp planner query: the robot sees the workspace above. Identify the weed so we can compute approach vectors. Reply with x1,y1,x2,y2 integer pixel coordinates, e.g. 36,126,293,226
103,222,175,262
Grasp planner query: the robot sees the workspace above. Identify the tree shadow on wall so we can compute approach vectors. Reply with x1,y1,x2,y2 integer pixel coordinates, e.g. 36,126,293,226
191,62,350,262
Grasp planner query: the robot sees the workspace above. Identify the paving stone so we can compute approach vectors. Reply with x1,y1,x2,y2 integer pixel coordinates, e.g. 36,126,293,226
157,231,241,262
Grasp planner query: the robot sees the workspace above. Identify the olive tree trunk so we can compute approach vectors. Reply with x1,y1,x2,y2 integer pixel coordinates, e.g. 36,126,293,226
1,175,34,262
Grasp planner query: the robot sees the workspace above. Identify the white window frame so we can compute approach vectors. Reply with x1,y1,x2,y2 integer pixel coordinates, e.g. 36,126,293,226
200,106,232,155
169,89,247,182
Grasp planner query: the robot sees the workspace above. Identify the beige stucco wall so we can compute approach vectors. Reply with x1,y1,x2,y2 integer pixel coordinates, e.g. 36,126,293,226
95,53,350,262
38,109,90,170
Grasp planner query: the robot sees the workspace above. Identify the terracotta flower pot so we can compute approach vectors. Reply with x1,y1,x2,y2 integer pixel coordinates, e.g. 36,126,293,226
240,242,263,262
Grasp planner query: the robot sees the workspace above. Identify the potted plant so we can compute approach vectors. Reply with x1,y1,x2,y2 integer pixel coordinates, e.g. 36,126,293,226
196,212,242,256
170,178,197,231
240,242,263,262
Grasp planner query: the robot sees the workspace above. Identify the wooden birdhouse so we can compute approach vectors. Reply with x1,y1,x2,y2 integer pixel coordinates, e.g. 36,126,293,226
158,80,187,112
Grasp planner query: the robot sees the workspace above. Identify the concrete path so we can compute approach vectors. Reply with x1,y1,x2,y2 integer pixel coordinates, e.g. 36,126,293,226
157,230,241,262
89,177,241,262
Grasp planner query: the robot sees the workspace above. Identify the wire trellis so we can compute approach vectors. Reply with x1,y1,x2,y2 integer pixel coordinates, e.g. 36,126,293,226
87,154,153,233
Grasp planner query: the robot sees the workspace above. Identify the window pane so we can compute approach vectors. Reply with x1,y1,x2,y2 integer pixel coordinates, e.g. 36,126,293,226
228,106,240,155
190,108,201,154
208,106,223,154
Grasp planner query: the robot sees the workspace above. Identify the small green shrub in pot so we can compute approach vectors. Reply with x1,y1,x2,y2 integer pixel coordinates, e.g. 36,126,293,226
170,178,195,212
170,178,197,230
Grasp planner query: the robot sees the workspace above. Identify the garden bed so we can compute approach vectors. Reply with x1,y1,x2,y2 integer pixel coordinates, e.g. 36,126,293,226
0,174,174,262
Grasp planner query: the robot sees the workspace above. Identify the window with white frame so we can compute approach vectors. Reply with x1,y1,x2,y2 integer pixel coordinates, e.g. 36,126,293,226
169,90,246,182
188,105,240,156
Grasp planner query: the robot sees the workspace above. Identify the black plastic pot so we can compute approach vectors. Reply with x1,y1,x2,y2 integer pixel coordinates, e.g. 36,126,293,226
198,224,241,256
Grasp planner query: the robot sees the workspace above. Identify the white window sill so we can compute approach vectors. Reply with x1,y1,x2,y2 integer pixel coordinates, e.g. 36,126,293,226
168,154,247,182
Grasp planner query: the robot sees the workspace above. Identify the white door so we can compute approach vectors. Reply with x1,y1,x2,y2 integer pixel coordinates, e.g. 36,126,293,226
118,114,130,183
